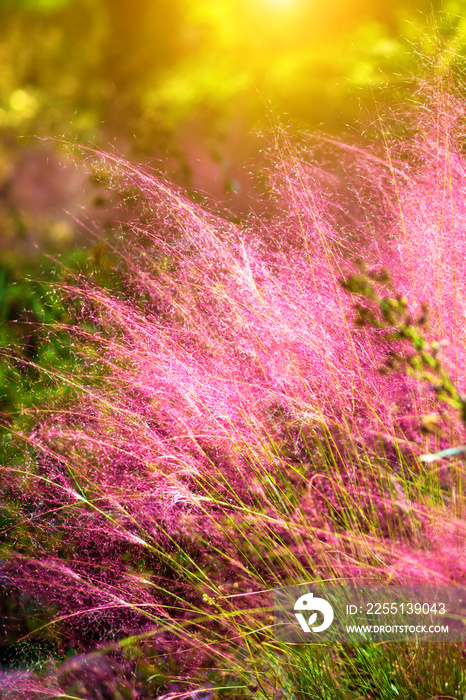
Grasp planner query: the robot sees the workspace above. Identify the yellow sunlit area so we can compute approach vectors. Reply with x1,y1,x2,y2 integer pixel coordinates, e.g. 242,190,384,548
0,0,453,212
1,0,466,698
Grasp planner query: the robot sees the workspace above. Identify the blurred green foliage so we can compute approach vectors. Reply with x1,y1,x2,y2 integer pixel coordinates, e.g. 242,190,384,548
0,253,80,431
0,0,462,265
1,0,463,192
1,0,466,224
0,0,106,143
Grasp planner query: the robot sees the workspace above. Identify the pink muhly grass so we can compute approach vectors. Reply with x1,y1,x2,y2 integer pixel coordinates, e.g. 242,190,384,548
1,90,466,694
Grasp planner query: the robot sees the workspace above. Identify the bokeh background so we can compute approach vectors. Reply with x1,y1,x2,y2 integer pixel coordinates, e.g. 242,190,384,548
0,0,461,248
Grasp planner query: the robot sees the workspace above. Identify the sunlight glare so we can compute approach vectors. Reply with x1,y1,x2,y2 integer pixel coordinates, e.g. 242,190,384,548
265,0,297,7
